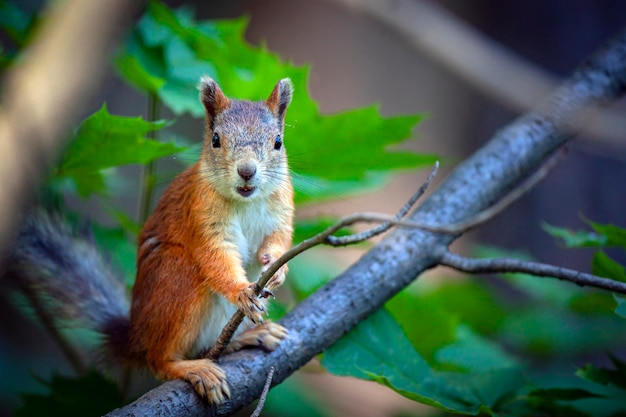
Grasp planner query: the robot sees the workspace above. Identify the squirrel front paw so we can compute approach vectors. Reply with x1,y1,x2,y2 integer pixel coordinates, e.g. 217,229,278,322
236,283,267,324
224,321,289,353
259,253,288,291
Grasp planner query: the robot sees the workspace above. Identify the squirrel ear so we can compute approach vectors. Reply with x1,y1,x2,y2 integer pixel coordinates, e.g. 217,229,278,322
266,78,293,123
198,75,230,126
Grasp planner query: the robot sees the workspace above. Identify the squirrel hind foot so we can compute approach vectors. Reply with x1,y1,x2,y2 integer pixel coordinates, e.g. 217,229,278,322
225,321,288,354
156,359,230,404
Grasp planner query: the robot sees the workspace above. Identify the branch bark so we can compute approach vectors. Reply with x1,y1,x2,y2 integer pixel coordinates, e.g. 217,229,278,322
105,27,626,417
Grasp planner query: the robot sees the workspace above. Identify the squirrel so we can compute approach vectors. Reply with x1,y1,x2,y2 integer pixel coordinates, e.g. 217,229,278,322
6,76,295,405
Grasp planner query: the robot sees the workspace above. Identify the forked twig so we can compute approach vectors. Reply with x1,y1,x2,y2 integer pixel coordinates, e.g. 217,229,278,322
202,162,440,360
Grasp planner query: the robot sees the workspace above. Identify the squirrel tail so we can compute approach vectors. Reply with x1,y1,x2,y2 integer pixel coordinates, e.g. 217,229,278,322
5,210,134,362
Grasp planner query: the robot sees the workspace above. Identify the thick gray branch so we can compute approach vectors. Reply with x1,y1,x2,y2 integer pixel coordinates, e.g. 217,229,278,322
105,28,626,417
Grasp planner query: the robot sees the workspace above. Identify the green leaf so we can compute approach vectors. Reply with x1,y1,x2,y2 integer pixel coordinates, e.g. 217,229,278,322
387,281,506,363
614,294,626,319
14,371,124,417
292,172,390,206
288,108,432,181
588,221,626,251
577,356,626,391
591,251,626,282
543,220,626,251
386,288,457,363
568,292,617,315
58,105,184,197
322,308,525,415
435,325,519,372
542,223,607,248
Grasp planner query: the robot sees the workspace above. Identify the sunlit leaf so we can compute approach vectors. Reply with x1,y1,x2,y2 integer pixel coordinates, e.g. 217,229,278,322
116,1,434,202
57,105,184,197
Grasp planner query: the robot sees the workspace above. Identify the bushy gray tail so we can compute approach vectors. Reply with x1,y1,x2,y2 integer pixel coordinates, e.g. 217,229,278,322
5,210,132,360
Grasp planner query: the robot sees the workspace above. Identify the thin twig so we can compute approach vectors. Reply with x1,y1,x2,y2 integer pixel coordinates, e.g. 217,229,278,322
202,162,440,360
439,251,626,294
327,161,439,245
250,366,274,417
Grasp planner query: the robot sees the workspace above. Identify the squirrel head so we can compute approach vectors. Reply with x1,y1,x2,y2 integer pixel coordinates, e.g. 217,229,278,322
198,76,293,202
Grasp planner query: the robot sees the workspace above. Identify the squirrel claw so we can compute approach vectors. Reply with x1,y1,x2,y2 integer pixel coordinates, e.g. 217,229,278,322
259,288,274,299
236,284,268,324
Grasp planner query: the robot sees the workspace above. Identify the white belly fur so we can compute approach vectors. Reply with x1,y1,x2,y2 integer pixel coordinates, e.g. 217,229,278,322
191,199,280,356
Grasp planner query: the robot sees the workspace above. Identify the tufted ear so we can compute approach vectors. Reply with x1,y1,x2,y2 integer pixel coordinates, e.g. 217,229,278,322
198,75,230,128
266,78,293,124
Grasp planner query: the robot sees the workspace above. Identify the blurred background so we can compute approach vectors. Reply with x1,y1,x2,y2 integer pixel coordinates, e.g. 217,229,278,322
1,1,626,416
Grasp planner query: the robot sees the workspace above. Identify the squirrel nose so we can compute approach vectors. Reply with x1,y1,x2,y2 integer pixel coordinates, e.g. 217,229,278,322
237,163,257,181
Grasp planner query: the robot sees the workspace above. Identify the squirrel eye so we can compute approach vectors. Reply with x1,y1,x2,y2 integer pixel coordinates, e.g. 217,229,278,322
273,135,282,150
212,133,221,148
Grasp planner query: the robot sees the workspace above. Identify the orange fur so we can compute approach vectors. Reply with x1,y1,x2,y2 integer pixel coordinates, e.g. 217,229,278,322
128,77,294,403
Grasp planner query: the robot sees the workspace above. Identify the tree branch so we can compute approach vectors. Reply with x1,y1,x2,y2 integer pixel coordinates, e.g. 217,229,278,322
438,251,626,294
105,26,626,417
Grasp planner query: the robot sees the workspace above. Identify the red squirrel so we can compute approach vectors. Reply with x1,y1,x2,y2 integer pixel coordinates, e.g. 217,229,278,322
7,76,295,405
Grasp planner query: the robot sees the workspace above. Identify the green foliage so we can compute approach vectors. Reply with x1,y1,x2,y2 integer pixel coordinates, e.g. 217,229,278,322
544,220,626,251
322,308,525,415
116,1,436,204
14,371,125,417
317,230,626,416
56,105,183,197
546,219,626,315
577,354,626,391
